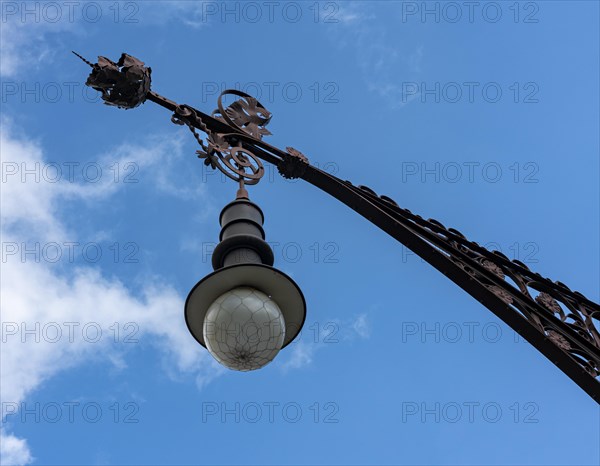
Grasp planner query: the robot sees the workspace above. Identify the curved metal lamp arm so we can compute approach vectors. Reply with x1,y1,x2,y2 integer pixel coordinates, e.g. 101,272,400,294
75,52,600,403
246,137,600,403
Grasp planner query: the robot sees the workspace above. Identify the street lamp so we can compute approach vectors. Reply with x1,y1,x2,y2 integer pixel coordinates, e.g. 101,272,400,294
74,52,600,402
185,187,306,371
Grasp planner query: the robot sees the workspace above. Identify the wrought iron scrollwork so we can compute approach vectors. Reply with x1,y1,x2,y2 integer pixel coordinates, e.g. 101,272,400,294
198,136,264,185
214,89,273,140
170,101,265,185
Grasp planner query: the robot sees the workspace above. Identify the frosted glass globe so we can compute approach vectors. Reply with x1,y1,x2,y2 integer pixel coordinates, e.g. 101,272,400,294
203,286,286,371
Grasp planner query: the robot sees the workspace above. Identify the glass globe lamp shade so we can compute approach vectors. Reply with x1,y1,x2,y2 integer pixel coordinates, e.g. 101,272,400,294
185,263,306,370
203,286,286,371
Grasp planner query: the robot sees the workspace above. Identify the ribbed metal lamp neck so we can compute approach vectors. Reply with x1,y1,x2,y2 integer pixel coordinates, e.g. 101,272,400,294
211,196,274,270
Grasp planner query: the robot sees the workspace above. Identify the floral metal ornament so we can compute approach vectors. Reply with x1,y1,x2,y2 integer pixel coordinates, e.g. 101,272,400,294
215,89,273,139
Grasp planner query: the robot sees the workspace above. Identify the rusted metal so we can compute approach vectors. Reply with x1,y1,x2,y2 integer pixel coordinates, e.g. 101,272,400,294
76,52,600,403
73,52,150,109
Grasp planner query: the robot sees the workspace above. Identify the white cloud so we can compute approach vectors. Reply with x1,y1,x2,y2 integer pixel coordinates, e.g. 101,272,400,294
280,313,371,371
327,3,424,107
351,313,371,339
0,122,67,239
0,2,214,79
0,119,206,242
281,340,316,371
0,7,81,78
408,45,424,73
334,3,369,25
0,429,33,466
136,1,212,28
0,120,219,464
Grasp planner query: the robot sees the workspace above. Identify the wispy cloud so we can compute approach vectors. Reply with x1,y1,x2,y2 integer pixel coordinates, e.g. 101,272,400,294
351,313,371,339
327,2,424,107
0,11,82,78
280,313,371,371
281,340,316,371
1,120,207,241
0,2,214,79
136,1,213,29
0,429,33,466
0,120,219,465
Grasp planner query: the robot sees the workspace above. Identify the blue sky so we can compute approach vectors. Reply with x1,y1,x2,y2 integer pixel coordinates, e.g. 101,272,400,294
1,1,599,465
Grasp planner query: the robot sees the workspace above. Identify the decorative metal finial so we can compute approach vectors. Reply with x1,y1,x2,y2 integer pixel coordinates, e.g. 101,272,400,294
73,52,151,109
72,51,94,68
